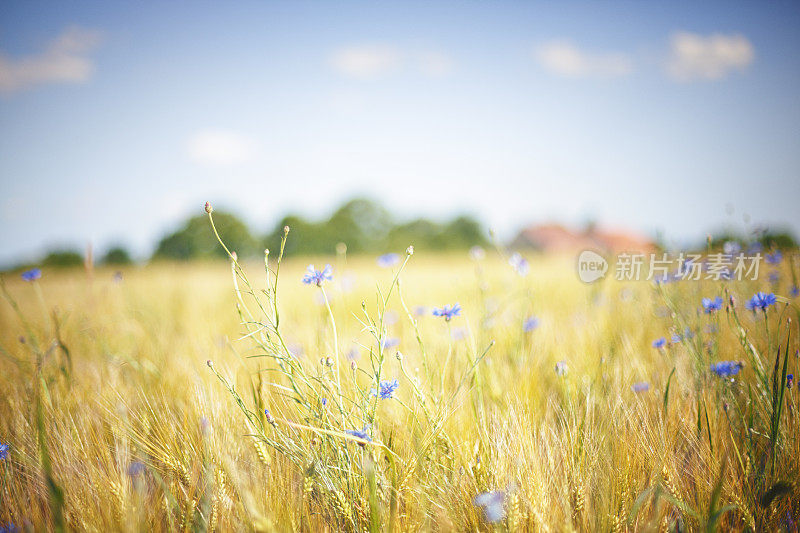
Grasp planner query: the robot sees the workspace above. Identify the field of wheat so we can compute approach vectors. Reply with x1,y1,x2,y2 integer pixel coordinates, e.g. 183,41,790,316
1,221,798,532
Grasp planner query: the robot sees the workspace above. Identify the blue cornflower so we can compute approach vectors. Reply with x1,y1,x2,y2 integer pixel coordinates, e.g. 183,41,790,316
0,442,8,460
321,397,328,408
508,253,529,276
345,425,372,445
474,491,505,523
301,264,333,286
747,242,763,254
371,378,399,399
377,253,400,268
523,316,540,332
701,296,723,314
128,462,146,476
787,374,794,389
631,382,650,393
21,268,41,282
723,241,741,255
652,337,667,349
790,286,799,298
768,271,780,284
0,523,18,533
710,361,743,378
432,303,461,321
765,250,783,264
745,292,777,312
554,360,568,376
381,337,400,350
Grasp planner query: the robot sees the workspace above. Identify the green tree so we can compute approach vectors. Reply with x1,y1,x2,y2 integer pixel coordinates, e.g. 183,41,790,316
264,198,395,256
326,198,393,252
264,214,336,256
386,218,445,250
153,211,259,260
761,230,797,249
42,249,84,267
442,215,488,249
102,246,133,265
386,215,488,251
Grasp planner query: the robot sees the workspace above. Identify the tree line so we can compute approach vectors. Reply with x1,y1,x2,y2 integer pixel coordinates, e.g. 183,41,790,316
17,197,489,268
9,197,797,269
154,197,488,260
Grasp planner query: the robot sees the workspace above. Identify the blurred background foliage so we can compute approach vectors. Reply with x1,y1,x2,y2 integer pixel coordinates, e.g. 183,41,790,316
144,197,491,261
709,229,798,250
7,196,798,269
154,211,261,260
41,249,84,268
101,246,133,265
265,198,488,257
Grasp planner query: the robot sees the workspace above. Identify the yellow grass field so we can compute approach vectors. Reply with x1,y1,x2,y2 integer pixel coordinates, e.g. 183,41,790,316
0,247,798,531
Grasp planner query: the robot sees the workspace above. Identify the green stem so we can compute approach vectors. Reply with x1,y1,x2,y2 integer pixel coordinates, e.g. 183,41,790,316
320,286,342,400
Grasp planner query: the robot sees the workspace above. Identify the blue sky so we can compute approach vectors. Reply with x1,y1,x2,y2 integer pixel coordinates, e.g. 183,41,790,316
1,1,799,264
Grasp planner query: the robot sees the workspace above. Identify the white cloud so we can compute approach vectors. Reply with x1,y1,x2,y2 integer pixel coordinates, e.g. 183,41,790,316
534,41,632,78
0,26,103,93
330,45,454,79
666,32,754,82
186,129,257,166
330,45,401,80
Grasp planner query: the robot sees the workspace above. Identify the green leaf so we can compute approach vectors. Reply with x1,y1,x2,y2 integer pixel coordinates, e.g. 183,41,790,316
706,461,727,532
660,492,700,519
663,367,676,414
629,486,654,525
702,396,714,454
709,504,738,530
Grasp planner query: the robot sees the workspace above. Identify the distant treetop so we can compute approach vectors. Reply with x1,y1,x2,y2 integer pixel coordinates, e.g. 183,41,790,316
261,197,488,258
154,211,259,260
150,198,489,261
102,246,133,265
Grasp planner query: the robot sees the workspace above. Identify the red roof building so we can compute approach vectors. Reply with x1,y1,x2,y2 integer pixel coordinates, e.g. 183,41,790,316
511,223,656,254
